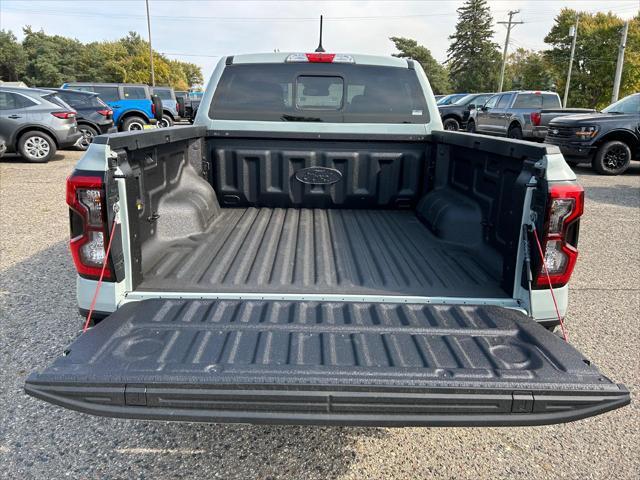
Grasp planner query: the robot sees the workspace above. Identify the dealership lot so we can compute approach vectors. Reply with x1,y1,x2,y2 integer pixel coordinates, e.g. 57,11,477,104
0,151,638,479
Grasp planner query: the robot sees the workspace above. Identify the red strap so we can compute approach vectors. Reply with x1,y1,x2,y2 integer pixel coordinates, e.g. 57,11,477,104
532,226,568,341
82,219,118,333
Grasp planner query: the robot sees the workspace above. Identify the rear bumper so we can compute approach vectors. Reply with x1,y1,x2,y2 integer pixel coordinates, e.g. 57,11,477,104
24,382,630,427
57,129,83,148
528,126,548,139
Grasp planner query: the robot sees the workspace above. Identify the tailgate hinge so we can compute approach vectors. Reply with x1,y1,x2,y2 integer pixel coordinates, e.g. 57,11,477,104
511,391,534,413
124,384,147,406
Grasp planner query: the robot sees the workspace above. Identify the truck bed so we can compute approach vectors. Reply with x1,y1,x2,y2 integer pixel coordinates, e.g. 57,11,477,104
139,208,506,298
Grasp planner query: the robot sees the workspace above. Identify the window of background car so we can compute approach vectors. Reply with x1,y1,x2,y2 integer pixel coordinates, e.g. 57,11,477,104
602,94,640,114
473,95,492,106
154,89,173,100
496,94,513,108
513,93,543,108
123,86,147,100
542,94,561,108
210,64,429,124
92,86,119,103
0,92,37,109
60,92,105,108
484,95,499,109
45,94,74,110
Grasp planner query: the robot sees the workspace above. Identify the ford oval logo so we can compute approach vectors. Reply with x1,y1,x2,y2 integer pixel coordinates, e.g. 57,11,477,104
551,128,559,135
295,166,343,185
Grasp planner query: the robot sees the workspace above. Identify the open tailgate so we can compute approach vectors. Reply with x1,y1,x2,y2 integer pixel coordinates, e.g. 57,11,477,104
25,299,629,426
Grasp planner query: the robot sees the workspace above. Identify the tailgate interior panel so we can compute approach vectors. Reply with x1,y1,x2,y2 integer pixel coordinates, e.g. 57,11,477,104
25,299,629,426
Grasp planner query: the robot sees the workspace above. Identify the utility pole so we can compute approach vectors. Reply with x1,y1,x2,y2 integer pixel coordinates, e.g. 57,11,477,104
612,20,629,103
145,0,155,86
563,15,579,108
497,10,523,93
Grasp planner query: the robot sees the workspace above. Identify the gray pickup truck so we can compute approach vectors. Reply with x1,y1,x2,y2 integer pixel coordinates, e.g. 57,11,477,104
26,53,629,427
467,91,593,141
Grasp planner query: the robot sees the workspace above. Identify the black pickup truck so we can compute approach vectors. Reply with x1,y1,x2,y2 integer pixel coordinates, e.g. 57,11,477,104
545,93,640,175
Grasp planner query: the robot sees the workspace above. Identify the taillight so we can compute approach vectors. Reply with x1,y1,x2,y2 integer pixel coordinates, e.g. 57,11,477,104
151,102,156,116
530,112,541,126
52,111,76,119
176,102,179,112
534,184,584,288
66,173,113,280
97,109,113,117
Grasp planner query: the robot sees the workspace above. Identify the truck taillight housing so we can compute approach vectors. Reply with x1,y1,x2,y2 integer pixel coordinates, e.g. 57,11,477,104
534,184,584,289
66,173,113,280
530,112,541,126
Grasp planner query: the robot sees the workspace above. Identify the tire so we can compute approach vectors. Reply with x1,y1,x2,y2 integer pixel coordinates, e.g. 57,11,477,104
466,119,476,133
18,131,56,163
593,140,632,176
158,114,173,128
121,116,146,132
507,124,523,140
76,124,98,151
443,118,460,131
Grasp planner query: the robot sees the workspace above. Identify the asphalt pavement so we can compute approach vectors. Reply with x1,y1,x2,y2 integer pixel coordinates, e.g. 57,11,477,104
0,150,638,479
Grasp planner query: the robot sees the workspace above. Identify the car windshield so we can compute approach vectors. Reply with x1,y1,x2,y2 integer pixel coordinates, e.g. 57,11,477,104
436,94,466,105
452,94,477,105
602,94,640,114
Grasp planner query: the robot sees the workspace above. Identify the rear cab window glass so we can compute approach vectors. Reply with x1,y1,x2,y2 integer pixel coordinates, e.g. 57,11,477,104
92,86,119,103
513,93,542,108
210,63,429,124
542,94,561,108
123,86,147,100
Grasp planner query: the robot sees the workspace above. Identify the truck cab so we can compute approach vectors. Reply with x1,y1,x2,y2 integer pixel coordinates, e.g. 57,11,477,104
27,52,629,427
62,82,155,131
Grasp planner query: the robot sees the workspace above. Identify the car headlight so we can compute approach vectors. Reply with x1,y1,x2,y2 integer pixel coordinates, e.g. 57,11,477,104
575,126,598,139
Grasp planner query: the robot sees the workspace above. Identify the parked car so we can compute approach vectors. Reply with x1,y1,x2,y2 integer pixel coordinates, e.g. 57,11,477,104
187,90,204,122
0,86,81,162
174,90,188,118
434,94,445,102
152,86,181,127
438,92,494,130
47,88,114,150
545,93,640,175
26,52,629,427
436,93,467,106
61,82,155,131
467,90,592,141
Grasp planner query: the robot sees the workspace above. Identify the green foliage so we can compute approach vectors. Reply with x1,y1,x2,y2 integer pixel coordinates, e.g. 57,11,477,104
544,9,639,109
504,48,556,91
446,0,501,92
0,28,203,89
390,37,451,94
0,30,27,81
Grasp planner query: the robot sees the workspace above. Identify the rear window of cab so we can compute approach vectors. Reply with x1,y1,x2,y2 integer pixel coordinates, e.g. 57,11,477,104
210,63,429,124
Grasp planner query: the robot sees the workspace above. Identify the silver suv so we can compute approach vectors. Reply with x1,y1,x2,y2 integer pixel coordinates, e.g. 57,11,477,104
0,87,81,162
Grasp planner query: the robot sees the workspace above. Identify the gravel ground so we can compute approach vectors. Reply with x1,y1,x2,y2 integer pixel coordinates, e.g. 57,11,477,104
0,151,638,479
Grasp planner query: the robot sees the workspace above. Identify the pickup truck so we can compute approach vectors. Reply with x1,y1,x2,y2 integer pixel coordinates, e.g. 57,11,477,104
26,52,629,427
467,91,593,141
545,93,639,175
438,92,494,131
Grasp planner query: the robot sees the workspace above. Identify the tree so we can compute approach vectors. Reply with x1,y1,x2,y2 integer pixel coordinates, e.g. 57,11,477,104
390,37,451,94
504,48,557,91
0,30,27,82
446,0,501,92
544,9,640,108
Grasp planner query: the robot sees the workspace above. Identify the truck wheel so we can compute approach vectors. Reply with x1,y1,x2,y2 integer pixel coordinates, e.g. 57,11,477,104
443,118,460,131
76,125,98,151
507,125,523,140
158,114,173,128
18,131,56,163
122,116,146,131
466,120,476,133
593,141,631,175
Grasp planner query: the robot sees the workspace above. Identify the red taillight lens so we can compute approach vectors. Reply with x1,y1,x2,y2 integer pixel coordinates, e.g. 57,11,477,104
97,109,113,117
530,112,541,126
52,111,76,119
151,102,156,116
66,173,113,280
534,184,584,288
305,53,336,63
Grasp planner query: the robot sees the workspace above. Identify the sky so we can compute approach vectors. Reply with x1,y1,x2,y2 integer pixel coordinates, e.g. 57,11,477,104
0,0,637,85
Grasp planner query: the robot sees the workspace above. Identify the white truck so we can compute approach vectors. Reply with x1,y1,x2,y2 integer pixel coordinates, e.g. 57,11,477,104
26,52,629,426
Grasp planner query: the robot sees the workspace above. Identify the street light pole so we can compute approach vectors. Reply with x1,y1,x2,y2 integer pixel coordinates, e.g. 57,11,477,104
563,15,579,108
146,0,155,86
612,21,629,103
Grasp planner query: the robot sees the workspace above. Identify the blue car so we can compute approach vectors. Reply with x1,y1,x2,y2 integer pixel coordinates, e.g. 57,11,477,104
61,83,155,131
